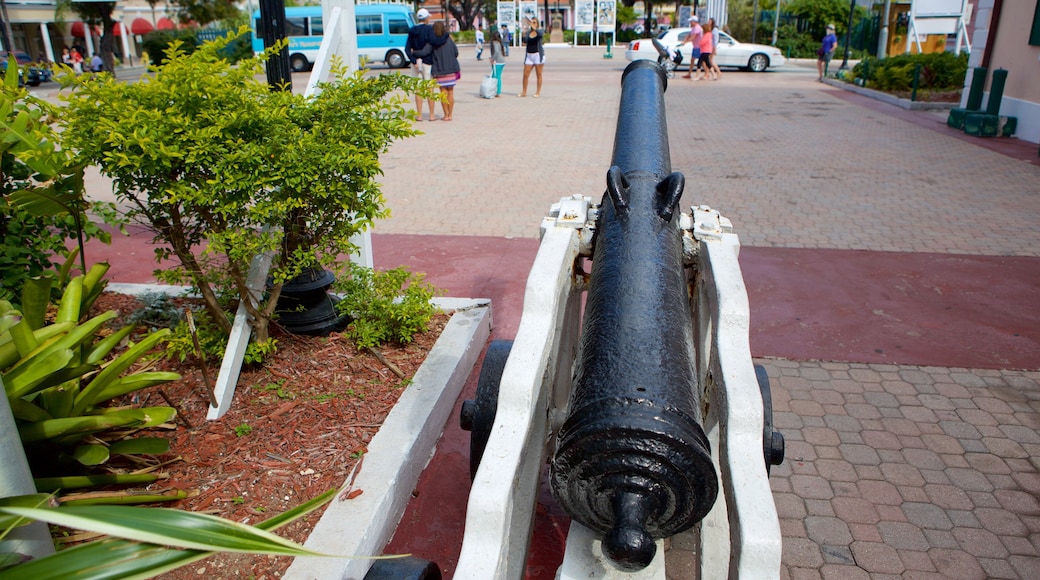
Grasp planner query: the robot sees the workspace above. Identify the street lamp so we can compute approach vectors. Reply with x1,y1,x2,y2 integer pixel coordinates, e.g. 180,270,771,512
839,0,855,71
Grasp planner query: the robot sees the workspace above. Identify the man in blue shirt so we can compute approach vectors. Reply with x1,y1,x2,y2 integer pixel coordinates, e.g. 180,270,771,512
818,24,838,81
407,8,437,120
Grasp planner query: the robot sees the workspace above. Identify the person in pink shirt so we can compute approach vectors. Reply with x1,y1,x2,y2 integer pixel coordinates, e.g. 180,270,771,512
696,19,717,81
680,15,703,79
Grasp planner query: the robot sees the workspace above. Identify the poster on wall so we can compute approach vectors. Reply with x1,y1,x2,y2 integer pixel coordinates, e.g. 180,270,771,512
596,0,616,29
498,1,516,34
520,2,539,26
575,0,595,31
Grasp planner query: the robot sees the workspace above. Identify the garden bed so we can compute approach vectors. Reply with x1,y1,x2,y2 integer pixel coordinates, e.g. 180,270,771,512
85,292,452,579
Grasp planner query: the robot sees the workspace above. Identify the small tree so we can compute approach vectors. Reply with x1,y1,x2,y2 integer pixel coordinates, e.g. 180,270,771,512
57,30,434,344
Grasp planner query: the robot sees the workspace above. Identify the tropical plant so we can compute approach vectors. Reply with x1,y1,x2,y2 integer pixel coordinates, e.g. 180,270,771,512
0,63,121,308
57,29,434,349
0,489,336,577
849,51,967,92
1,267,182,496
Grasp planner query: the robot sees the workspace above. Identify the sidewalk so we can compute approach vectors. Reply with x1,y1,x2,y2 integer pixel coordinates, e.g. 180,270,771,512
82,47,1040,578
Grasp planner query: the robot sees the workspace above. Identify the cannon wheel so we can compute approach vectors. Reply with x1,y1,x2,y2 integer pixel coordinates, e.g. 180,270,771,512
459,339,513,480
364,556,441,579
755,364,786,474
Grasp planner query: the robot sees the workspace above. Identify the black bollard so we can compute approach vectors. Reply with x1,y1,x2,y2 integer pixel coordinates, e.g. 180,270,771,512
549,60,718,573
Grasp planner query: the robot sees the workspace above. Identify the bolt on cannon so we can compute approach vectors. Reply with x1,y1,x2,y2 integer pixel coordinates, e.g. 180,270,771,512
457,59,785,579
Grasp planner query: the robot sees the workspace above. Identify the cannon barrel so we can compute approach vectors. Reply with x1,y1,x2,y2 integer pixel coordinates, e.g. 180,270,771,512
548,60,719,572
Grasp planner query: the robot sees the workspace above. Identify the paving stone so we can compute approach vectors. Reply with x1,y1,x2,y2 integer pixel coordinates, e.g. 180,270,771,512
960,438,988,453
883,380,918,396
929,547,987,579
967,490,1001,509
939,420,982,440
824,415,861,433
1010,553,1040,578
899,369,935,385
802,426,840,446
945,467,995,492
976,507,1027,535
861,430,901,450
955,408,997,426
894,549,936,573
903,502,953,530
966,452,1012,475
850,541,905,574
848,522,882,542
810,389,845,406
975,396,1015,415
854,465,884,480
987,473,1017,490
864,391,900,408
839,444,880,466
1000,534,1038,556
877,449,904,463
941,453,970,468
786,440,819,463
787,567,822,580
879,521,931,551
924,484,973,510
953,527,1009,558
1011,471,1040,494
783,536,824,569
781,517,808,538
920,469,950,485
820,564,867,579
995,489,1040,516
902,448,946,471
774,491,808,519
947,509,981,528
819,544,854,565
924,528,959,549
902,405,940,423
977,557,1019,579
1000,424,1040,445
881,417,922,437
949,373,989,389
881,463,926,487
983,437,1029,458
898,435,927,449
805,516,853,546
934,382,973,399
858,480,902,505
804,498,836,517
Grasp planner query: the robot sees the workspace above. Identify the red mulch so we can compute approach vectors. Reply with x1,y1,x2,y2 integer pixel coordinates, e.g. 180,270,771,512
82,292,448,579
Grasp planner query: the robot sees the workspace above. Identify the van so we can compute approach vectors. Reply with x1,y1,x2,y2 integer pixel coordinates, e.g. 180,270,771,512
251,4,415,72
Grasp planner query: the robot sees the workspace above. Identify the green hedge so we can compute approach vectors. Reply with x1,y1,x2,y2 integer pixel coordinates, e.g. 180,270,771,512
848,50,968,92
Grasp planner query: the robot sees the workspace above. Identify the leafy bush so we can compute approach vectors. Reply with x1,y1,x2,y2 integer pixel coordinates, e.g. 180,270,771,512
334,264,439,350
850,51,967,91
58,29,434,347
140,29,200,65
1,65,121,307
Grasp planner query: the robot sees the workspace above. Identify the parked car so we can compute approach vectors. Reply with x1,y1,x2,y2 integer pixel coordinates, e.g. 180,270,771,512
625,28,786,72
0,51,44,86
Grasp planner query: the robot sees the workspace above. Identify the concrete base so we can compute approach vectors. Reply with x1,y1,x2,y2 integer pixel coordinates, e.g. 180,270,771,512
284,298,491,580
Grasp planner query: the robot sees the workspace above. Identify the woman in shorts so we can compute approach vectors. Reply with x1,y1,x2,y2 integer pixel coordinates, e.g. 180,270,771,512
415,21,461,120
519,16,545,97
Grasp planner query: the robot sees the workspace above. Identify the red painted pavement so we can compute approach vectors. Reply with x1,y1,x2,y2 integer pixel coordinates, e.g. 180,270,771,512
86,229,1040,577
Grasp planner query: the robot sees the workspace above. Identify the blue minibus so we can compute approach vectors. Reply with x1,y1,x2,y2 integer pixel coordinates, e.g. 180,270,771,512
252,4,415,71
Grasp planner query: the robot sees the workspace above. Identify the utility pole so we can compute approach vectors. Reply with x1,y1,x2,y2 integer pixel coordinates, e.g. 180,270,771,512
772,0,781,46
839,0,855,71
258,0,292,90
878,0,891,58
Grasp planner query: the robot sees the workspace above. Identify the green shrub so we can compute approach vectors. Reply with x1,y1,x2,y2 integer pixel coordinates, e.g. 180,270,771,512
140,29,200,65
851,50,967,91
334,264,439,350
1,65,121,307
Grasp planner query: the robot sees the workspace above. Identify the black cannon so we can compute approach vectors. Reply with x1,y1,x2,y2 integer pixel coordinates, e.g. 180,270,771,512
547,60,718,572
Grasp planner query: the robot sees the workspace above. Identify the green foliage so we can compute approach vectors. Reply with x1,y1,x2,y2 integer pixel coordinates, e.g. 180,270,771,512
1,273,180,489
165,307,278,364
140,28,201,65
0,489,336,577
850,51,968,92
1,63,121,307
57,29,434,345
334,264,439,350
774,23,818,59
234,423,252,437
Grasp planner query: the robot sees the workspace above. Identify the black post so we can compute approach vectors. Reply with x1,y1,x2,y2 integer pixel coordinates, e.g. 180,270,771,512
258,0,292,91
839,0,855,71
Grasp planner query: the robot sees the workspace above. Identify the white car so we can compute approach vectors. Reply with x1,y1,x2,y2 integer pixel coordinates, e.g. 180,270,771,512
625,28,786,72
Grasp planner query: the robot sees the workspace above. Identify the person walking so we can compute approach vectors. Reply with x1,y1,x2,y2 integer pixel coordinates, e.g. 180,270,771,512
415,21,461,121
490,30,507,97
817,24,838,81
407,8,437,121
680,15,703,79
518,16,544,97
709,17,722,80
70,48,84,74
697,19,716,81
475,27,485,60
500,24,511,56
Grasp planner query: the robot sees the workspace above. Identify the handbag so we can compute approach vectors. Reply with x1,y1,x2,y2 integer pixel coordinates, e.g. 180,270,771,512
479,74,497,99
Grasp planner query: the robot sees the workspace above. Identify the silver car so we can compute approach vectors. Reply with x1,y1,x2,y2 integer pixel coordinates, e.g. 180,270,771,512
625,28,786,72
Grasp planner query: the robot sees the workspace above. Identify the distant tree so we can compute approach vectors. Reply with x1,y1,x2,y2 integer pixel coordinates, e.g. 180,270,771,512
446,0,487,31
171,0,240,26
58,1,117,72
